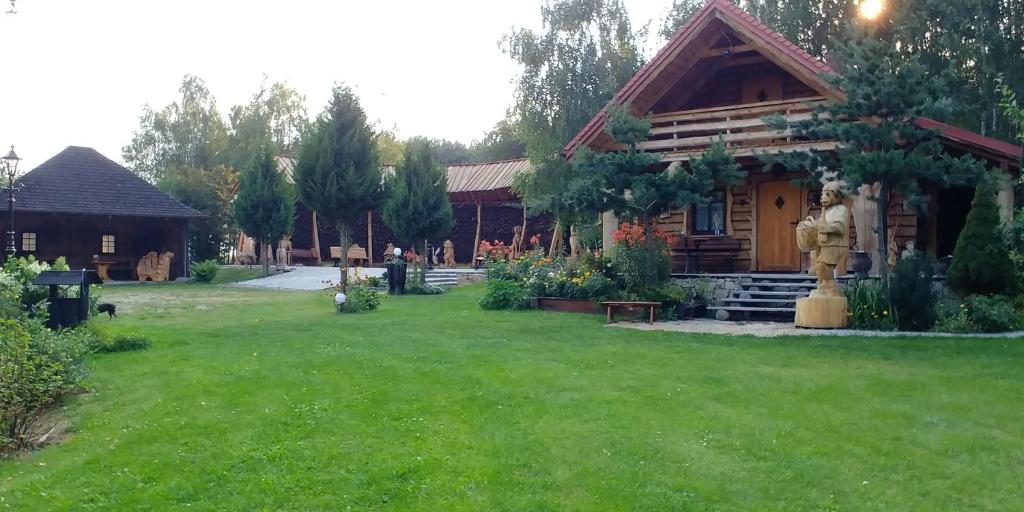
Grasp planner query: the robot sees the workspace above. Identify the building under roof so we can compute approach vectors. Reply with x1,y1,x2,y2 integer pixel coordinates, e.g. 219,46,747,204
3,146,203,280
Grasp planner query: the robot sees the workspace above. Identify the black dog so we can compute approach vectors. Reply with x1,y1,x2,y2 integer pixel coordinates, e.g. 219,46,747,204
98,303,117,319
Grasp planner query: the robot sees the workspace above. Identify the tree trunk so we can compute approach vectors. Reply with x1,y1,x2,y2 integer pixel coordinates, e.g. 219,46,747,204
338,222,351,291
521,201,528,245
422,238,429,286
262,239,271,277
367,211,374,265
876,181,891,284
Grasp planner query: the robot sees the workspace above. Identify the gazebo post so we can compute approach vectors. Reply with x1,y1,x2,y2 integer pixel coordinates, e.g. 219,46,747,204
472,195,482,264
367,211,374,265
311,210,322,265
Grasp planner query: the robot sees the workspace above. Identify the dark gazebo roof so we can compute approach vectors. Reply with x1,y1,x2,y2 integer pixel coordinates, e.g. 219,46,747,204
13,146,204,219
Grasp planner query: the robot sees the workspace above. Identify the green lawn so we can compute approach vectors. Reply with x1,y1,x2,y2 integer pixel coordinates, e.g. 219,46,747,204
2,284,1022,511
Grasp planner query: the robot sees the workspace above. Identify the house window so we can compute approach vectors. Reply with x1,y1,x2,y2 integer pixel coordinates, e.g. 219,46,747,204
21,232,37,252
101,235,116,254
692,189,726,235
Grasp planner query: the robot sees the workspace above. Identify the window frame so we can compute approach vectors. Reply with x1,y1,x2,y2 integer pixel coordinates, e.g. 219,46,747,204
690,189,727,236
21,232,37,253
101,234,116,255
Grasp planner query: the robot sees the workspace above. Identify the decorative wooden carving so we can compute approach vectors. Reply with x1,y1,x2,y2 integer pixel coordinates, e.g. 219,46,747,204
510,225,524,260
794,182,849,328
276,235,292,269
383,243,396,263
137,251,174,282
443,239,456,267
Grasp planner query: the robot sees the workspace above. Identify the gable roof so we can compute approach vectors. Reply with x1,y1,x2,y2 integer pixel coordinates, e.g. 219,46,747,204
564,0,836,158
14,146,204,219
563,0,1021,169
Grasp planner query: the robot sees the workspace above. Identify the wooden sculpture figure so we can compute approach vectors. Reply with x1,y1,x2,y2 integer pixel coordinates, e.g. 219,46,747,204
794,181,850,328
383,243,396,263
276,235,292,270
509,225,524,260
443,239,456,267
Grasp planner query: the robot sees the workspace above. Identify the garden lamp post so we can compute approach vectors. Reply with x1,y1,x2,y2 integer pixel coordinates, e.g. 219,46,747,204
2,145,21,262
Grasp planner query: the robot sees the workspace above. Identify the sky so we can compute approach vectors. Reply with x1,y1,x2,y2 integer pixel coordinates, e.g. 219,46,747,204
0,0,677,170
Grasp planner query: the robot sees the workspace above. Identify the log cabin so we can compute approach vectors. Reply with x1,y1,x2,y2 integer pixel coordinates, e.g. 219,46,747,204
1,146,204,280
564,0,1022,275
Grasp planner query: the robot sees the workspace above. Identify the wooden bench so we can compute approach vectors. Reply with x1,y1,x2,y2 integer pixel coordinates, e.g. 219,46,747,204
330,244,369,266
671,236,741,273
289,248,317,266
602,301,661,324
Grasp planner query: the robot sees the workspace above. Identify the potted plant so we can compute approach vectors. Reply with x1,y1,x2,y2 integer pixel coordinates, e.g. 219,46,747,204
385,248,407,295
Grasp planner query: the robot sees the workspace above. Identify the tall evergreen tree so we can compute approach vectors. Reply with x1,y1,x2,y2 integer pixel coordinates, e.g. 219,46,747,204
293,86,383,290
769,28,985,280
946,175,1015,296
572,106,745,292
233,147,295,277
381,139,454,285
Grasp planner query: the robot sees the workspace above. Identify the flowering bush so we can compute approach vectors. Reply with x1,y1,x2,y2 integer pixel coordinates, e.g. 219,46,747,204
481,250,620,308
1,256,72,320
529,233,542,247
478,240,512,261
611,222,674,297
323,273,385,313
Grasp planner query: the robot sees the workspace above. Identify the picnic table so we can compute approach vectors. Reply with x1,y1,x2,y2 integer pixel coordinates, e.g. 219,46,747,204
601,301,661,324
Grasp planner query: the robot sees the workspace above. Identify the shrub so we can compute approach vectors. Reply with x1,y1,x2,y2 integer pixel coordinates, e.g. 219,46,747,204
190,260,220,283
889,252,938,331
1,319,93,452
479,279,529,310
947,177,1015,296
337,283,384,313
610,222,674,296
407,283,446,295
1,256,72,320
843,279,894,330
964,294,1020,333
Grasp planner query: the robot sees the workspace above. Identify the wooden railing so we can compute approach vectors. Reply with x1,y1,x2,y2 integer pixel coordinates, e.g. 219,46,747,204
636,97,831,160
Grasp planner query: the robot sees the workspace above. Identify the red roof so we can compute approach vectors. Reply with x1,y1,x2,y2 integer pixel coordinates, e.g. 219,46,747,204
916,117,1023,163
563,0,1022,168
563,0,835,158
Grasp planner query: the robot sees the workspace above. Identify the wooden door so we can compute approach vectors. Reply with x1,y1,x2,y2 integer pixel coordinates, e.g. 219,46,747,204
756,180,802,271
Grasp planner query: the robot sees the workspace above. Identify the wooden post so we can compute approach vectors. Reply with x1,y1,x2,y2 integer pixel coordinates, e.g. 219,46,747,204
311,210,322,265
472,197,483,263
367,211,374,265
521,201,528,244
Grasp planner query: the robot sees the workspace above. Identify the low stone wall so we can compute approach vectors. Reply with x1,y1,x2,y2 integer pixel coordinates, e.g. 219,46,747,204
672,276,742,305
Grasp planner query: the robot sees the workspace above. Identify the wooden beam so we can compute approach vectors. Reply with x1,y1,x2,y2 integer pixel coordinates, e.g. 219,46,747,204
719,55,770,68
367,210,374,265
311,210,322,265
472,197,482,263
700,43,755,58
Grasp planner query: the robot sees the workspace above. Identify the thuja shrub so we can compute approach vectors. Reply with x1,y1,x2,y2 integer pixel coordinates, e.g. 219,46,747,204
947,177,1015,296
189,260,220,283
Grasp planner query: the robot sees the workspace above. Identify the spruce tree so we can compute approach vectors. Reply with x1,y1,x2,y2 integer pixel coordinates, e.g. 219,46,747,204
572,106,745,294
381,138,454,285
946,175,1015,296
769,28,985,280
233,147,295,277
293,86,383,290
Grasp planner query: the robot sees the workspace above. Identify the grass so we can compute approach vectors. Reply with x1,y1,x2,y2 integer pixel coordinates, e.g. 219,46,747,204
2,284,1023,510
209,265,265,284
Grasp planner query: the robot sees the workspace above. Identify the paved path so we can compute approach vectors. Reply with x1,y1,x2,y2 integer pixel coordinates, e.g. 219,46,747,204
231,266,385,291
610,319,1024,338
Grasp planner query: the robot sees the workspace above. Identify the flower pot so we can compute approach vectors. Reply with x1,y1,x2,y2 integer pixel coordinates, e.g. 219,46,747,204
850,251,872,279
386,263,408,295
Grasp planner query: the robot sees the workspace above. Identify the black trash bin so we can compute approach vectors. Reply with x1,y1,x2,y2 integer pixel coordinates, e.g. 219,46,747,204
33,270,103,329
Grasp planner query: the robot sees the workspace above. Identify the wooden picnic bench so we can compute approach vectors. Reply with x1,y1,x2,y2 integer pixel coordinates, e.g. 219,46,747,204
601,301,661,324
330,244,369,266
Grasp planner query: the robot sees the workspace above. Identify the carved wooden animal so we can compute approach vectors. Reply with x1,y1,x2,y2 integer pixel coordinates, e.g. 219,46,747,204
443,239,456,267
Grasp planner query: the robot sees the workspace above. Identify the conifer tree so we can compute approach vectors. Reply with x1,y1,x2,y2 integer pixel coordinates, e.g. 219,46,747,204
233,147,295,277
381,138,454,285
572,106,745,293
769,28,985,280
293,86,383,290
946,175,1015,296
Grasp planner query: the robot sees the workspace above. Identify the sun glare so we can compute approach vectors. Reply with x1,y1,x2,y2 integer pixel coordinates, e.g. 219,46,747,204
859,0,884,20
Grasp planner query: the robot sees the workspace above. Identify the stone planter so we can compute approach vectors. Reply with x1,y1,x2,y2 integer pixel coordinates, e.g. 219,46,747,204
531,297,603,315
850,251,872,279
